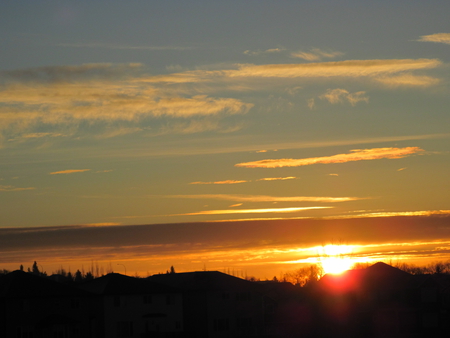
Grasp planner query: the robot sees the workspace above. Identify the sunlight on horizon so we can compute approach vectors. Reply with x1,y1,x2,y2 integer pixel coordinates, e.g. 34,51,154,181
317,244,361,275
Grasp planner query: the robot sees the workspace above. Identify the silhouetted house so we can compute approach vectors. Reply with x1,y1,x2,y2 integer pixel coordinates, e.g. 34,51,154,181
0,270,99,338
149,271,266,338
79,273,183,338
315,262,449,338
257,281,311,338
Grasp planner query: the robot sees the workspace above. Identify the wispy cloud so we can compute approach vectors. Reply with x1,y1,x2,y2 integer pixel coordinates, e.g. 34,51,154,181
235,147,424,168
50,169,91,175
374,74,440,87
256,177,296,181
167,194,364,203
225,59,441,78
244,48,285,56
291,48,343,61
0,185,35,192
318,88,368,106
138,58,441,85
417,33,450,45
57,42,192,50
180,206,332,216
0,64,253,139
21,132,65,139
333,210,450,219
189,180,248,185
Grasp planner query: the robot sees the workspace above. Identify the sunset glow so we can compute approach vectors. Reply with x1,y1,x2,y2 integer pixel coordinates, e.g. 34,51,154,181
1,2,449,279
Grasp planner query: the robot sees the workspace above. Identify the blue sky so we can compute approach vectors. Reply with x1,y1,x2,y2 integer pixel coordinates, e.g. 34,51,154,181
1,1,450,276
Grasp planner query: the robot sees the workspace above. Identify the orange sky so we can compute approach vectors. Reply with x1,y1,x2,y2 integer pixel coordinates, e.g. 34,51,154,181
1,213,450,278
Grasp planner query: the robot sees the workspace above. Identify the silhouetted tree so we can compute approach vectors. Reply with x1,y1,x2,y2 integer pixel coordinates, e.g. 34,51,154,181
170,266,176,274
74,270,83,283
19,264,24,271
85,271,94,281
282,264,323,287
32,261,40,275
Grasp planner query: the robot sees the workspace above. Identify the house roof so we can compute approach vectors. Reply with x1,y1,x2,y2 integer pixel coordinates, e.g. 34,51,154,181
0,270,90,298
317,262,413,293
78,273,179,295
148,271,261,292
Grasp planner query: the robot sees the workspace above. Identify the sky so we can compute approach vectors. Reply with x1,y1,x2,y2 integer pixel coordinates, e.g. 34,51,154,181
1,1,450,278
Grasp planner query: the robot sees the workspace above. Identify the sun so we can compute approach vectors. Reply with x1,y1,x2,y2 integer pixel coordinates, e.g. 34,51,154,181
318,244,354,275
321,256,353,275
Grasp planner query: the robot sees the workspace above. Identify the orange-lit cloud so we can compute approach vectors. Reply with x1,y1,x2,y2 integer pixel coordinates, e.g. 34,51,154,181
225,59,441,78
417,33,450,45
257,176,296,181
229,203,243,207
235,147,424,168
319,88,368,106
346,210,450,218
374,74,440,87
0,64,253,137
189,180,248,185
168,194,364,203
0,185,35,192
180,206,332,216
50,169,91,175
291,48,343,61
138,58,441,84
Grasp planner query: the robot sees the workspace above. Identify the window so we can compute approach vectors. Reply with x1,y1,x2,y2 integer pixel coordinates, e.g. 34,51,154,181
113,295,121,307
236,291,251,301
166,294,175,305
71,297,80,309
143,295,152,304
116,321,133,337
213,318,229,332
237,317,253,330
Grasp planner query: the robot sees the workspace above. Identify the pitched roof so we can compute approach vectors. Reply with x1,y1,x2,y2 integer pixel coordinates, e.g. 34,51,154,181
0,270,90,298
78,273,178,295
148,271,260,292
318,262,413,293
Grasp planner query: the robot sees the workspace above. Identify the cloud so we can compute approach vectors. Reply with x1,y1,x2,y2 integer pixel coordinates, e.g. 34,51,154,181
225,59,441,78
257,177,296,181
21,132,65,138
189,180,248,185
180,206,332,216
417,33,450,45
1,214,450,277
57,42,192,51
138,58,441,84
167,194,365,203
374,74,440,87
49,169,91,175
244,48,285,56
1,63,143,83
235,147,424,168
319,88,369,106
307,98,315,110
0,64,253,138
0,185,35,192
291,48,343,61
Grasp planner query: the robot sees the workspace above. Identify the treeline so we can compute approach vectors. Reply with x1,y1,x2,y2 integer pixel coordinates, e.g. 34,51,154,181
3,260,450,284
0,261,115,282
